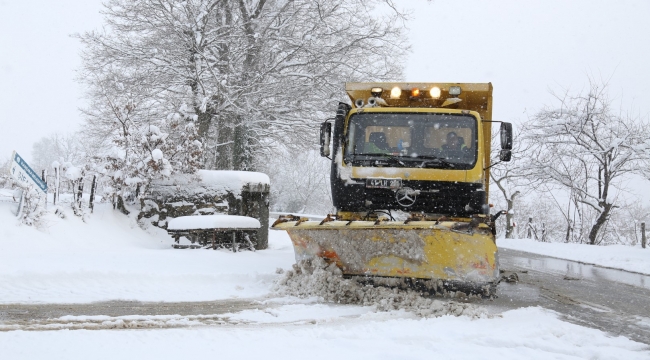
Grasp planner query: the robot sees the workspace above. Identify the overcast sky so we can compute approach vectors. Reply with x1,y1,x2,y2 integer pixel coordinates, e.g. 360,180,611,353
1,0,649,164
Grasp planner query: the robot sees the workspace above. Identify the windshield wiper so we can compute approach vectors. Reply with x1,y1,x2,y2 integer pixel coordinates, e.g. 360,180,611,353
412,155,455,168
355,153,406,167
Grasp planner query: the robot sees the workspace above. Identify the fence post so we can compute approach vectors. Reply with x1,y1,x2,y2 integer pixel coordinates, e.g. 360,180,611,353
642,222,647,249
53,165,60,206
76,177,84,209
89,175,97,214
16,189,25,218
41,169,48,210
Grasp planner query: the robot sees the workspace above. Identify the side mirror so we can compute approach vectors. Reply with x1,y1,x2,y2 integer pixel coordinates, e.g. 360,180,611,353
499,149,512,162
320,121,332,157
500,122,513,150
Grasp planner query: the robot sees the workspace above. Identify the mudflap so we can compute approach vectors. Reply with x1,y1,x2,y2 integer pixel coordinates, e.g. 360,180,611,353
272,220,500,297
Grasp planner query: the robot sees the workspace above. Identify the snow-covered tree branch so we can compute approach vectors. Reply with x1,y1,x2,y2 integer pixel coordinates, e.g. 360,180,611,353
521,80,650,244
76,0,408,173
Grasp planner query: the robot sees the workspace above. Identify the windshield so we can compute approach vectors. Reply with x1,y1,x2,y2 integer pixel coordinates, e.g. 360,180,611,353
345,112,478,168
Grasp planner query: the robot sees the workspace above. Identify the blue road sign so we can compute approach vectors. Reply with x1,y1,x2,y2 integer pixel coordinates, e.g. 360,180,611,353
9,151,48,193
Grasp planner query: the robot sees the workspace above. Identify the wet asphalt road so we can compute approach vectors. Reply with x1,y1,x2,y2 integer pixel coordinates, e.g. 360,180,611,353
491,248,650,345
1,248,649,344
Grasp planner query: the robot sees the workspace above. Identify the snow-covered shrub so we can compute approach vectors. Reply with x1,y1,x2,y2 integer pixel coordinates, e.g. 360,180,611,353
16,187,47,227
0,158,14,189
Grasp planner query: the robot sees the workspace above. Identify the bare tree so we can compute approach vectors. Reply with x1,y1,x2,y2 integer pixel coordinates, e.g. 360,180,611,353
522,80,650,245
31,133,84,173
489,130,536,238
512,195,566,242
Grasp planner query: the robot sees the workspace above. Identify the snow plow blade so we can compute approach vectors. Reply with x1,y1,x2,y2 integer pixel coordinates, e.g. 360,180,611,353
272,218,499,296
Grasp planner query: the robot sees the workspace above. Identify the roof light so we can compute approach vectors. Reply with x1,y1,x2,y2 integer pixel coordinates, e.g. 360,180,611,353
411,88,420,97
390,86,401,99
429,86,441,99
449,86,462,96
371,87,383,97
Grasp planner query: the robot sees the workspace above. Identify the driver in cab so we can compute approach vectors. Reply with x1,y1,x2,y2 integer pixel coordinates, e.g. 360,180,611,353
440,131,468,159
363,132,391,154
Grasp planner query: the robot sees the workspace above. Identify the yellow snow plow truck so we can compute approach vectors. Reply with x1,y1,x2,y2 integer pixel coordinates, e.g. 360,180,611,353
273,83,513,297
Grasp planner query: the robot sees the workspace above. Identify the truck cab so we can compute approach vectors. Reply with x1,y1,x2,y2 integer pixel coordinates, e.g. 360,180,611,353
321,83,512,218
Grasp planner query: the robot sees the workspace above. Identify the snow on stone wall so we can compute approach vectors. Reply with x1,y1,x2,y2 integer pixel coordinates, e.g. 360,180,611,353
149,170,269,200
141,170,270,249
168,215,261,231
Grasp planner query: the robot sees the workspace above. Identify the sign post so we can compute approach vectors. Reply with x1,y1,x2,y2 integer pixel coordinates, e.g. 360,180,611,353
8,151,48,216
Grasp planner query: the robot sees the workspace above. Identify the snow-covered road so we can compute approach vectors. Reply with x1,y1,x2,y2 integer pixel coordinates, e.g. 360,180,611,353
2,306,648,360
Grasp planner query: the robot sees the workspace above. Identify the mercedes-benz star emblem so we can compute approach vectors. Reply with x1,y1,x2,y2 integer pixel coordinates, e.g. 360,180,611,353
395,187,418,207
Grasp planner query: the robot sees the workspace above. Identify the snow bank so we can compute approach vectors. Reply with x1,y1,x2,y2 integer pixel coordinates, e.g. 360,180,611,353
167,215,261,230
498,238,650,275
0,202,293,304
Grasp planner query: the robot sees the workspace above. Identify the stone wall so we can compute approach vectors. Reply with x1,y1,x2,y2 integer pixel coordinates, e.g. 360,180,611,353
138,170,270,250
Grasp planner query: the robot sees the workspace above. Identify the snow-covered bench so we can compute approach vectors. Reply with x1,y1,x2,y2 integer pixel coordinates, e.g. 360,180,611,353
166,215,261,252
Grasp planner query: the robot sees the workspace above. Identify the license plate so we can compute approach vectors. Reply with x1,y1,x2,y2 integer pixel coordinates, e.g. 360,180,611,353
366,178,402,189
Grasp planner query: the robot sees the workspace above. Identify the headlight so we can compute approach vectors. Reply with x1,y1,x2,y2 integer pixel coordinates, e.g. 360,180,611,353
429,86,441,99
371,87,383,97
390,86,401,99
449,86,461,96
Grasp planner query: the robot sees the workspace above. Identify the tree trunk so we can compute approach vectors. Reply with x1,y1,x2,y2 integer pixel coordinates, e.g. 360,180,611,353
197,110,213,140
588,204,613,245
76,177,84,210
232,123,252,171
504,191,519,239
116,195,130,216
89,175,96,214
213,113,234,170
641,222,646,249
505,211,515,238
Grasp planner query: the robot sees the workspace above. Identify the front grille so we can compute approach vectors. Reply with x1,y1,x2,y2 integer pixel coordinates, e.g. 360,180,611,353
359,180,482,213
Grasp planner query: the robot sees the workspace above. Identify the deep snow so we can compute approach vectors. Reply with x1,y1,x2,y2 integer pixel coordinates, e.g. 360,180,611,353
0,200,293,303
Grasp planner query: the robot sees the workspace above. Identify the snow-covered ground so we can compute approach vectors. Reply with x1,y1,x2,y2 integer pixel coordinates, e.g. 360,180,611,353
0,200,294,303
2,306,648,360
498,238,650,275
1,198,649,359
